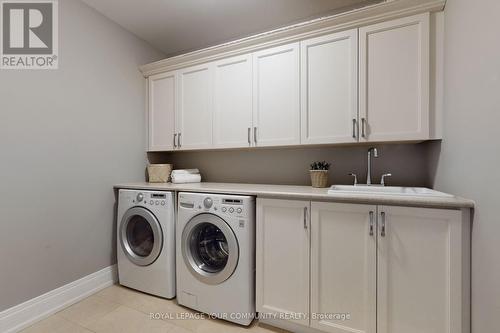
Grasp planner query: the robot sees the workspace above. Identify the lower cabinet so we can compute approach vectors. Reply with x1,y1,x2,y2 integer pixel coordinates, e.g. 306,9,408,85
310,202,376,333
376,206,467,333
256,199,310,327
256,199,470,333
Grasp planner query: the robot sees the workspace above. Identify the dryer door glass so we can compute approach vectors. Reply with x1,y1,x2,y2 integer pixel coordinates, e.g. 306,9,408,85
120,207,163,266
127,216,154,257
182,213,239,285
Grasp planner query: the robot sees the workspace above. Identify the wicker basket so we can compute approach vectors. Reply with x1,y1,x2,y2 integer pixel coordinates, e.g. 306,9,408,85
310,170,329,188
147,164,172,183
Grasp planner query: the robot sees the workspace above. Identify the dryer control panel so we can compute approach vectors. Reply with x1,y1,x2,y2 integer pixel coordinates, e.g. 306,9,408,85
126,190,170,208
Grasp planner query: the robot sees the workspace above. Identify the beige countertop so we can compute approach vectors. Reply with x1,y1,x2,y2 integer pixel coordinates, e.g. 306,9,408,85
114,182,474,209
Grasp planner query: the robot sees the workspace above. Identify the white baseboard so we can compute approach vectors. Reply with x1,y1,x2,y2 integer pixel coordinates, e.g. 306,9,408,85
0,265,118,333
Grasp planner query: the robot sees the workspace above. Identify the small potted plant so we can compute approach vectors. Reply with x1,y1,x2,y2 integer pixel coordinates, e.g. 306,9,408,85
309,161,331,188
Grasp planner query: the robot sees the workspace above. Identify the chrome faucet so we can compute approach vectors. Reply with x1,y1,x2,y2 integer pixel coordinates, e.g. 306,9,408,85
366,147,378,185
348,173,358,186
380,173,392,186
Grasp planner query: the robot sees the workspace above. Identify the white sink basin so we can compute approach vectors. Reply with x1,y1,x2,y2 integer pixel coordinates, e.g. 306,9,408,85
328,185,453,197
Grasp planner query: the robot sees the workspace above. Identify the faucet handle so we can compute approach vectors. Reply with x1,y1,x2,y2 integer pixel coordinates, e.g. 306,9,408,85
348,173,358,186
380,173,392,186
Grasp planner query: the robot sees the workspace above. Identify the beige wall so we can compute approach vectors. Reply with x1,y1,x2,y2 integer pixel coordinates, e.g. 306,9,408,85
150,142,434,187
431,0,500,331
0,0,164,311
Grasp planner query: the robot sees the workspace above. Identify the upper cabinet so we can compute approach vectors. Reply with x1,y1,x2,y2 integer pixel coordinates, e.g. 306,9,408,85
177,63,214,150
145,11,440,151
253,43,301,147
301,29,358,144
213,54,253,149
148,71,176,151
359,13,430,142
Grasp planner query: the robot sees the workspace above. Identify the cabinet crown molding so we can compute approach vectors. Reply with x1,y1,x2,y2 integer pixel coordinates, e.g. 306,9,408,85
139,0,445,77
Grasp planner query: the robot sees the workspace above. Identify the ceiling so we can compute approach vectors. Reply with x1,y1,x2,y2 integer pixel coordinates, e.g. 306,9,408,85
81,0,383,57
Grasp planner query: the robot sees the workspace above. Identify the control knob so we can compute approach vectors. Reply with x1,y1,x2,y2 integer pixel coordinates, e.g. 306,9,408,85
204,197,213,209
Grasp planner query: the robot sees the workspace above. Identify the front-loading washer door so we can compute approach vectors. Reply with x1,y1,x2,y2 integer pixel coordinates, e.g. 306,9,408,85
182,213,239,285
120,207,163,266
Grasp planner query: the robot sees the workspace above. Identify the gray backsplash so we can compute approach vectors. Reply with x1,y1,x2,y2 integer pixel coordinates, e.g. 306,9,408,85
149,141,439,187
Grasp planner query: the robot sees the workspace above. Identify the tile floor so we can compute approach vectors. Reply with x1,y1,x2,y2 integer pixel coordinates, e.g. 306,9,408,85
20,285,290,333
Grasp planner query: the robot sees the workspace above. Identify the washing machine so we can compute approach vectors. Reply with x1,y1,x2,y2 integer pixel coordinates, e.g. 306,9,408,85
117,189,175,298
176,192,255,325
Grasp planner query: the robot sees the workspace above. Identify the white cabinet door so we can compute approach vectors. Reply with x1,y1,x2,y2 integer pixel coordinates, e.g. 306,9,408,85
301,30,358,144
213,54,253,148
311,202,376,333
359,13,430,142
178,63,213,149
253,43,300,147
256,198,310,327
148,72,176,151
377,206,465,333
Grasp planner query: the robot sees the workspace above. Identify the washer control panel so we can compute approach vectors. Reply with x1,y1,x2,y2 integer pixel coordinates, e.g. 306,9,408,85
220,198,244,216
178,194,249,218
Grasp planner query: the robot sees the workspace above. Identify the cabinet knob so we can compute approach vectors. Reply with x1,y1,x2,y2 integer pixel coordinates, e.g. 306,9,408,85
173,133,177,148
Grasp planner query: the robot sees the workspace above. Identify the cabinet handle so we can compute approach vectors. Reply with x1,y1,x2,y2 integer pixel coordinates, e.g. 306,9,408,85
361,118,366,138
248,127,251,145
254,127,257,144
380,211,386,237
369,211,374,236
352,119,357,139
178,133,181,148
173,133,177,148
303,207,308,230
